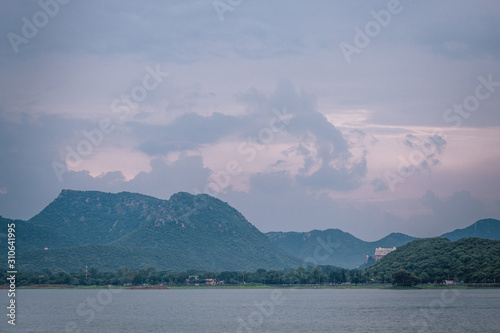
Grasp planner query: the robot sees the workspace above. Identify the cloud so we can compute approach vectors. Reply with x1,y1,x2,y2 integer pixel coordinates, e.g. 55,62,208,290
1,0,499,242
124,155,211,198
403,133,447,168
131,78,368,192
0,108,214,219
297,159,367,192
248,171,293,195
0,111,99,219
236,79,366,191
371,177,389,192
412,1,500,59
133,112,245,155
405,190,494,236
219,172,406,241
403,134,446,151
420,190,485,220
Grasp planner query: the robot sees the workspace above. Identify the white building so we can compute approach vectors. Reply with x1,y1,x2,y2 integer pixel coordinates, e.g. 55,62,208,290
371,247,396,261
375,247,396,256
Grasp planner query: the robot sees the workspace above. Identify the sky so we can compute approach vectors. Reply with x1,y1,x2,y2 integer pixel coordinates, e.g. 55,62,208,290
0,0,499,241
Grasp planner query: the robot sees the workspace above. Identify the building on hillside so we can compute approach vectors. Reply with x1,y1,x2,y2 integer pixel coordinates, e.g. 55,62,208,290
371,247,396,261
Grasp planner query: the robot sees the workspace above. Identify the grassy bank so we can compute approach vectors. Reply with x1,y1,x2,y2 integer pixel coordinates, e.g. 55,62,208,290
13,283,500,290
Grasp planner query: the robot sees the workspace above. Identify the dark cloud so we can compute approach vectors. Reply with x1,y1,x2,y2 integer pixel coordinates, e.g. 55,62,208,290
406,190,493,236
133,79,368,192
0,111,96,219
268,80,349,160
133,112,244,155
219,173,406,241
123,155,211,199
0,109,213,219
401,133,447,171
297,159,367,192
54,154,211,205
238,79,365,191
1,1,217,61
403,134,446,152
413,1,500,59
371,177,389,192
249,171,293,196
421,190,485,220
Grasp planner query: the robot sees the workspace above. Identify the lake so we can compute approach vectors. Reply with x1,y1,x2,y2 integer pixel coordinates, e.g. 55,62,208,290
1,288,499,332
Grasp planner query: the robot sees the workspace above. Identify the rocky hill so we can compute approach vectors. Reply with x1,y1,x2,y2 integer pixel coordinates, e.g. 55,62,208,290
1,190,301,272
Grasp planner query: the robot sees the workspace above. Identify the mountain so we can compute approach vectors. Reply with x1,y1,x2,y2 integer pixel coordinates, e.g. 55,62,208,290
266,229,416,269
440,218,500,241
2,190,301,272
3,190,499,273
266,219,500,269
364,237,500,283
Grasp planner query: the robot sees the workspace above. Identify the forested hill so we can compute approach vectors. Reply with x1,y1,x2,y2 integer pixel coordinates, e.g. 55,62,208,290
440,218,500,241
1,190,301,272
266,219,500,269
2,189,499,274
364,237,500,283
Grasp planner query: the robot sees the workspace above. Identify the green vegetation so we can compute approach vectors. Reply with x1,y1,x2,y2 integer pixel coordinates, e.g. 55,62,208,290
441,219,500,241
266,219,500,269
1,190,300,272
3,237,500,288
364,237,500,284
1,189,499,285
0,265,356,287
391,269,420,286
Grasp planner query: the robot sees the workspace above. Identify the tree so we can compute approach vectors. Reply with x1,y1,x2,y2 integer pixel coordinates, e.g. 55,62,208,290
89,267,99,279
294,266,304,284
328,270,340,284
308,267,324,284
392,269,420,286
419,272,430,284
132,273,145,286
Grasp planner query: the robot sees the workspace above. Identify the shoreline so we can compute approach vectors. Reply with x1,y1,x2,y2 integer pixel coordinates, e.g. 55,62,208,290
7,283,500,290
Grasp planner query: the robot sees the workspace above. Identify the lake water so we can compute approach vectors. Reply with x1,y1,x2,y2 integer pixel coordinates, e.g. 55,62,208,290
1,288,499,332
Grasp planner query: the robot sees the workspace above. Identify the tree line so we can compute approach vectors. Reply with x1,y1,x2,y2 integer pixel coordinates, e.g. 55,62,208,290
1,265,367,287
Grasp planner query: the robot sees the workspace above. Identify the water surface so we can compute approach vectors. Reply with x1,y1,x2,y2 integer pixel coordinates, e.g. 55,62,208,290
1,288,499,332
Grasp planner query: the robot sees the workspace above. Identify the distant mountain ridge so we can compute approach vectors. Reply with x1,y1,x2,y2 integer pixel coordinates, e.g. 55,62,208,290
440,218,500,241
1,189,499,272
266,218,500,268
266,229,417,269
1,190,301,272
